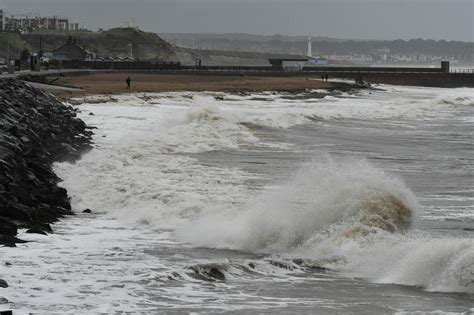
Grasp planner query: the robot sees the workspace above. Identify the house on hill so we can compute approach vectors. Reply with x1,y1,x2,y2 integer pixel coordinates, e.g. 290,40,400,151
53,37,93,61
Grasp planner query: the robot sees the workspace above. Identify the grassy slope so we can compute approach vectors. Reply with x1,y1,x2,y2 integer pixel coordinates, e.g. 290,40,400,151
0,33,34,60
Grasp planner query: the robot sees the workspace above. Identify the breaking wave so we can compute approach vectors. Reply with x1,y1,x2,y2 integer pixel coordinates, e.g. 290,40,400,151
160,104,259,153
177,158,419,251
59,92,474,296
439,96,474,107
176,158,473,293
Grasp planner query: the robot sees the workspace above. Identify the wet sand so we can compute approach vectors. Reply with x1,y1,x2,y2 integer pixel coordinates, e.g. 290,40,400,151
47,73,353,99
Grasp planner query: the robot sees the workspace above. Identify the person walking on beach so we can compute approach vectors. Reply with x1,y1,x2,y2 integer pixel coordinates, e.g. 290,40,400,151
325,73,329,82
126,76,131,90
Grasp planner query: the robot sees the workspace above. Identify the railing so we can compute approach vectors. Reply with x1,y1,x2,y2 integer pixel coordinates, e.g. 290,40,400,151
58,60,181,71
51,60,474,75
302,66,443,73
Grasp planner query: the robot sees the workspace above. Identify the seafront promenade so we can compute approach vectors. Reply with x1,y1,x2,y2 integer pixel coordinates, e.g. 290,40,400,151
2,63,473,91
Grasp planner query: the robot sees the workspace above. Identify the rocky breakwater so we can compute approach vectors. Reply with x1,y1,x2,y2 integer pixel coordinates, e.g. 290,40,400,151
0,79,93,246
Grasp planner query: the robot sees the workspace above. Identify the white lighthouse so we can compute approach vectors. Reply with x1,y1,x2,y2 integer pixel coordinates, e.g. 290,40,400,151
307,36,312,57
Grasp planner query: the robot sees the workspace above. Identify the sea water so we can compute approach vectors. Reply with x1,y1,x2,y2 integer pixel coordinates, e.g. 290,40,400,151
1,86,473,314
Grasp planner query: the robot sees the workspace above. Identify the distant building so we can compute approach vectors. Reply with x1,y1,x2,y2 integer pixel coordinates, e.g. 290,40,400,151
69,23,80,32
0,9,82,33
53,37,92,61
269,57,308,71
306,57,328,66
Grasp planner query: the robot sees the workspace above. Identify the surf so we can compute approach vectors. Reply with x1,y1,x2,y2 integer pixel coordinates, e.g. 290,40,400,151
176,157,473,293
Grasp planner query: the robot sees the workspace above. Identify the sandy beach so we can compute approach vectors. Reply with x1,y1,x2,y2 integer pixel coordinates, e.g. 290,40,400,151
46,73,353,98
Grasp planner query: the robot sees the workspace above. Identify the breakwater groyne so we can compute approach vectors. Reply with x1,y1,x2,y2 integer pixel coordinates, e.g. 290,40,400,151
0,79,93,246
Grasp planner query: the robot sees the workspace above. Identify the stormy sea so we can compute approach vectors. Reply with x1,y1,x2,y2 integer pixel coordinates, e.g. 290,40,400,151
2,85,473,314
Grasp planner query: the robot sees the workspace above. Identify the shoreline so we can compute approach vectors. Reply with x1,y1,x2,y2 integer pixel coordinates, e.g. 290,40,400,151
37,73,358,100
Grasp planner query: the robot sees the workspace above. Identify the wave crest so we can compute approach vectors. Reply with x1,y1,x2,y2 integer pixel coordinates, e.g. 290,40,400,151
177,158,419,252
344,193,413,238
439,96,474,107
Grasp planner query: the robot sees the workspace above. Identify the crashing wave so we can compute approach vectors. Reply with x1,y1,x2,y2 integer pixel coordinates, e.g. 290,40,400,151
344,193,413,238
177,158,419,252
177,158,474,293
439,96,474,107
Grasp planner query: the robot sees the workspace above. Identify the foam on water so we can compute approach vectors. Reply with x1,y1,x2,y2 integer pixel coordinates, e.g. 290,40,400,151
176,157,419,250
64,88,474,295
3,86,473,312
54,99,261,230
177,157,473,293
68,87,474,130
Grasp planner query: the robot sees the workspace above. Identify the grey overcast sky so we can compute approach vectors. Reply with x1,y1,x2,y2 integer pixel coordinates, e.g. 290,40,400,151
2,0,473,41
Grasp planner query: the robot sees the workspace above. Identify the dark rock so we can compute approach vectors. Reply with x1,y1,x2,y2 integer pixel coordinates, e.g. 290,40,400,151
0,79,94,245
206,267,225,281
82,209,92,213
0,217,17,237
26,228,48,235
189,266,226,281
37,223,52,233
0,203,32,222
0,280,8,288
0,296,9,304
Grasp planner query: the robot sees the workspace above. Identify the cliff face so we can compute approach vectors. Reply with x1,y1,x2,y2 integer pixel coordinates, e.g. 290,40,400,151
21,28,178,62
0,79,93,246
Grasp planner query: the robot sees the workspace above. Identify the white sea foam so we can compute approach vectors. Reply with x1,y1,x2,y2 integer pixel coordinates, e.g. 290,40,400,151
71,86,474,131
55,102,259,229
71,88,473,295
5,86,473,312
177,157,473,294
176,157,419,250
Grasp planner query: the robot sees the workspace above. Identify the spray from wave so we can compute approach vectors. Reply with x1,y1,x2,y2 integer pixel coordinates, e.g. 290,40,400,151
177,157,418,251
176,157,473,293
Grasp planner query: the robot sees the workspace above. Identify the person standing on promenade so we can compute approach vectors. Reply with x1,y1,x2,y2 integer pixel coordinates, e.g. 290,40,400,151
126,76,132,90
325,73,329,82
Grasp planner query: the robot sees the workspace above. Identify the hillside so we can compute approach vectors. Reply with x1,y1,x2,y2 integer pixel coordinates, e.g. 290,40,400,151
20,28,178,62
0,32,34,61
161,33,474,66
